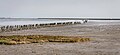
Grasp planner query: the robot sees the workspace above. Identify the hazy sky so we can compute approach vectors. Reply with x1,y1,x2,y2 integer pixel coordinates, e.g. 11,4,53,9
0,0,120,18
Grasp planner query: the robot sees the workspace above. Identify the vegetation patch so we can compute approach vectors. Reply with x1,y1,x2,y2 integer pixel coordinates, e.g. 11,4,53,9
0,35,90,45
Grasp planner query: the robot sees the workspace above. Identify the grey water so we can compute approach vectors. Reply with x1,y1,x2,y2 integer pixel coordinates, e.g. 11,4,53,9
0,18,120,27
87,20,120,26
0,18,70,26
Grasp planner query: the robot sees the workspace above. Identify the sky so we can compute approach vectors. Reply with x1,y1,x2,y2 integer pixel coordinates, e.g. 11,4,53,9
0,0,120,18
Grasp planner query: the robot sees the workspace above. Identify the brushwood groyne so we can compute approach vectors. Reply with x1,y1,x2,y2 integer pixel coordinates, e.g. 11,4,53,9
0,21,87,32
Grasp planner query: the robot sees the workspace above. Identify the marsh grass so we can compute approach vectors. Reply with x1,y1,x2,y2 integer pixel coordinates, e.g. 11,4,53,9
0,35,90,45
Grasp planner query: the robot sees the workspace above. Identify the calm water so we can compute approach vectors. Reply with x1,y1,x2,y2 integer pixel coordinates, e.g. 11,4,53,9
0,18,80,26
88,20,120,26
0,18,120,27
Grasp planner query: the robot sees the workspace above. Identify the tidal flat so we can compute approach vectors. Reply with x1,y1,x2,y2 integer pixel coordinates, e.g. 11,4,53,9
0,21,120,55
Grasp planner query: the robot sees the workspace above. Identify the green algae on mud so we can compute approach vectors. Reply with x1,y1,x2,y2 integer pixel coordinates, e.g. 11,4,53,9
0,35,90,45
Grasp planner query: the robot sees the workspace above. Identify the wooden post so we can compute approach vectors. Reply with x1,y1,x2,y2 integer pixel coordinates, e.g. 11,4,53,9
35,24,38,28
0,27,1,32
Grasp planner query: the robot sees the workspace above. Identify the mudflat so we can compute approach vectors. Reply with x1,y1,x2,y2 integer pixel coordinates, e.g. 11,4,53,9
0,21,120,55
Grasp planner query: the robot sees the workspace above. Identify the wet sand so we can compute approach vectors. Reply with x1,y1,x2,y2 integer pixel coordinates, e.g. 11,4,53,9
0,21,120,55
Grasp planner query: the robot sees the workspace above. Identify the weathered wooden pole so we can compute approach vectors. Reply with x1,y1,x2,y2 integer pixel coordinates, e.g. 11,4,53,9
0,27,1,32
35,24,39,28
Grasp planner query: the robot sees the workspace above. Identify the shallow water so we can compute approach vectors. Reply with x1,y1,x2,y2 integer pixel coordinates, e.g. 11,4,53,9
0,18,120,26
0,18,78,26
88,20,120,26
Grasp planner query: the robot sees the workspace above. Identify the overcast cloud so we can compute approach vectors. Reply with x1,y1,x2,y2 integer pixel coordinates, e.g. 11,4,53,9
0,0,120,18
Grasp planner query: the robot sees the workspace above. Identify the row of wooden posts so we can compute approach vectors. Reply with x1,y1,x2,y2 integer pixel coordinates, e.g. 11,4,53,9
0,21,82,32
